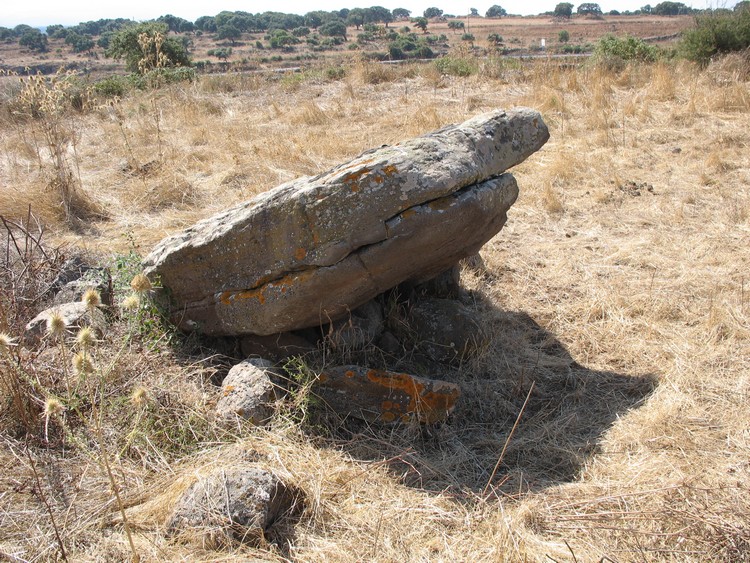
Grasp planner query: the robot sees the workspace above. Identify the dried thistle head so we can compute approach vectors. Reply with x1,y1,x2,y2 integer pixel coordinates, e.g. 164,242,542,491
130,274,152,293
121,294,141,311
43,397,65,419
81,288,102,309
0,332,16,356
72,351,94,376
76,326,97,349
46,312,67,339
131,386,149,408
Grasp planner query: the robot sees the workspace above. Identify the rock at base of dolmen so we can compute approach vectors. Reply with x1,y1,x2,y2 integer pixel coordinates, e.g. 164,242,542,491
314,365,460,424
143,108,549,337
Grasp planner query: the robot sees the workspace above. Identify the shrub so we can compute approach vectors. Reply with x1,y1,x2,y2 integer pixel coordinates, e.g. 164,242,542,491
94,76,128,97
559,30,570,42
594,34,659,65
106,22,190,73
680,8,750,64
434,54,478,76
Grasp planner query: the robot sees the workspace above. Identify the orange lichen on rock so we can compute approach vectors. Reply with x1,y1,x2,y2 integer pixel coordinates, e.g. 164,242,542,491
295,247,307,261
218,270,315,309
365,368,459,424
314,366,459,424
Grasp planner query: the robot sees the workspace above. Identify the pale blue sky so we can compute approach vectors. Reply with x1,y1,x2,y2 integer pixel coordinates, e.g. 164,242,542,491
0,0,731,28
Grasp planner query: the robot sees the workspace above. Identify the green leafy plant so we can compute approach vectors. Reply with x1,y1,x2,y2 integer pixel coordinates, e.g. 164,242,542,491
680,7,750,64
594,34,659,65
106,22,190,74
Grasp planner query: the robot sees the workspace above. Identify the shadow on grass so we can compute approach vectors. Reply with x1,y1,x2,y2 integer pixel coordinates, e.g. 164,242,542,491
315,306,657,497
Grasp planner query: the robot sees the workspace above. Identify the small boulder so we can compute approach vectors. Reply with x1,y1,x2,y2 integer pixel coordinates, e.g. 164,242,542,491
314,365,460,424
52,273,112,307
217,358,279,424
166,466,302,547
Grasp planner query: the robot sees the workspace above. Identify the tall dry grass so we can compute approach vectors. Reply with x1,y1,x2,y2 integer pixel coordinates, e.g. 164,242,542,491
0,56,748,561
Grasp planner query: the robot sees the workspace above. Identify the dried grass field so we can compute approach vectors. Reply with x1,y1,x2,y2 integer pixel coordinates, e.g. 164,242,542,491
1,52,749,561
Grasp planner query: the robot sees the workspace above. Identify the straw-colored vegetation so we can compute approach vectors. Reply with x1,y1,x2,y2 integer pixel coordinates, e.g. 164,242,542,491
1,49,749,561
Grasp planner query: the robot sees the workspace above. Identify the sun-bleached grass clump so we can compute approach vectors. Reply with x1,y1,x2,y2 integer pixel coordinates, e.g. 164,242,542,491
0,55,748,561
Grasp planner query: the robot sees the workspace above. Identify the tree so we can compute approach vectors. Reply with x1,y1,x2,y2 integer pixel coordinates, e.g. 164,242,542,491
65,32,95,53
577,3,603,15
392,8,411,19
97,32,113,49
412,17,429,32
46,24,67,39
554,2,575,17
347,8,366,29
157,14,188,33
448,21,465,33
320,19,347,40
641,4,652,13
268,29,299,48
304,11,324,28
194,16,217,32
106,22,190,73
558,29,570,42
19,30,48,52
423,7,444,18
486,5,507,17
735,1,750,12
470,8,480,16
217,24,242,44
653,1,688,14
369,6,394,26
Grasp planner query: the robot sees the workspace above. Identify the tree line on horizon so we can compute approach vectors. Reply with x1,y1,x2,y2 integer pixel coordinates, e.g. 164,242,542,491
2,1,748,66
1,1,727,54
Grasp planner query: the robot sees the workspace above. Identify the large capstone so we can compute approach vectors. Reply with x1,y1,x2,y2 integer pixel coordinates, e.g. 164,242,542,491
143,108,548,336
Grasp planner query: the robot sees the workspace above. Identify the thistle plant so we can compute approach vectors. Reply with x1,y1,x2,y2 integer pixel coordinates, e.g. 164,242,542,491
11,70,100,224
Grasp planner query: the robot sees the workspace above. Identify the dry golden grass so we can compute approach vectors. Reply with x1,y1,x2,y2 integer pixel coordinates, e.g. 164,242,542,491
1,55,749,561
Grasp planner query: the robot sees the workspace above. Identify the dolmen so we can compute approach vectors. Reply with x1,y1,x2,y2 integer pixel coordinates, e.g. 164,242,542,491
144,108,549,424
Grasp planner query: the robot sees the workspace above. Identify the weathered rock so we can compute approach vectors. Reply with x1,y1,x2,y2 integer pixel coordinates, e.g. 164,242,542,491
326,300,384,351
23,302,107,345
314,365,460,424
216,358,279,424
144,108,548,336
166,466,301,547
52,275,112,307
404,264,462,300
239,332,316,362
399,298,483,364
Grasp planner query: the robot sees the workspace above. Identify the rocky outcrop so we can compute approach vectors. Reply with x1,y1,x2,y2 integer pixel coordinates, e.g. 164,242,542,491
144,108,548,337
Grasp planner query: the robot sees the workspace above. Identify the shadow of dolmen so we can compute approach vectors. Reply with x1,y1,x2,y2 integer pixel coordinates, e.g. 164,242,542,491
312,304,656,496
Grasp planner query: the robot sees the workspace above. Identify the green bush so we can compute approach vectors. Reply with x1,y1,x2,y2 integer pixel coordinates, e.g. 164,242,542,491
680,8,750,64
434,55,478,76
106,22,190,73
94,76,128,97
594,34,659,65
